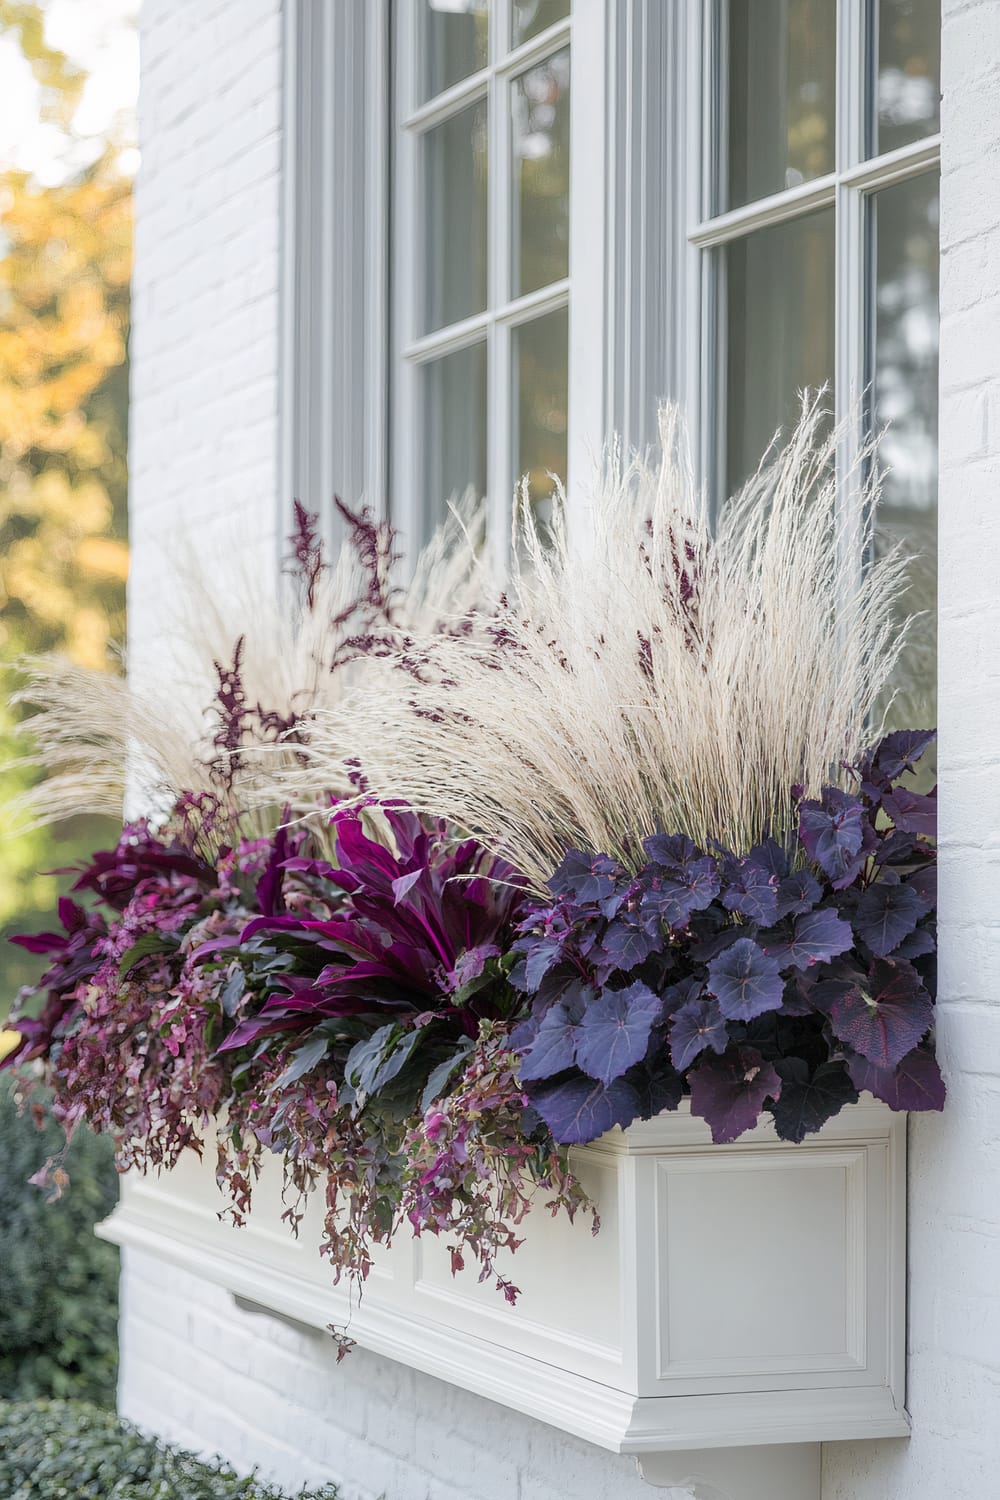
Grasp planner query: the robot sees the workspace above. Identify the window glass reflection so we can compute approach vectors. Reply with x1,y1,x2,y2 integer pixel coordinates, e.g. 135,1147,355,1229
417,0,488,104
512,49,570,298
724,209,835,497
514,306,569,517
873,172,939,737
420,99,488,334
874,0,941,157
724,0,836,211
512,0,570,50
422,342,488,535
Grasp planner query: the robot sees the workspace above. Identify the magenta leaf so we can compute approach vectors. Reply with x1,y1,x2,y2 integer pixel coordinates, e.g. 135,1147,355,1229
847,1045,945,1111
770,1059,859,1142
826,960,934,1068
853,882,925,957
688,1047,782,1144
763,908,853,971
668,997,728,1071
527,1073,640,1145
707,937,784,1020
573,980,663,1086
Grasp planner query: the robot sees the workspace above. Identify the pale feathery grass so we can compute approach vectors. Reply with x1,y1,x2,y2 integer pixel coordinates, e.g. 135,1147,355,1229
285,399,915,889
4,497,491,846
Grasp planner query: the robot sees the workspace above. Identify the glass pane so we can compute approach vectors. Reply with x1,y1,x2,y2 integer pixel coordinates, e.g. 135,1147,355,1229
724,208,835,497
420,99,488,334
421,343,488,535
873,0,941,157
514,306,569,516
872,172,939,741
512,0,570,50
512,49,571,298
723,0,836,211
417,0,488,104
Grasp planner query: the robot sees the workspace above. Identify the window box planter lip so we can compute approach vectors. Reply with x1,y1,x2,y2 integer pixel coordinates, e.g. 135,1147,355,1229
98,1093,908,1461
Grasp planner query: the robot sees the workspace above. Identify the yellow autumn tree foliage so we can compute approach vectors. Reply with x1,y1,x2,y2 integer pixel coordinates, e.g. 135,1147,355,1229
1,1,132,1003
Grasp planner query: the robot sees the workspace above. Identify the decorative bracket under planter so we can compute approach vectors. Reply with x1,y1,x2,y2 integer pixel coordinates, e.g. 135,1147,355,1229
99,1097,907,1497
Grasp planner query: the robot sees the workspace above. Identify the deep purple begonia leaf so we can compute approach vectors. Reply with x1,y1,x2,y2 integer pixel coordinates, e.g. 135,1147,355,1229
595,918,657,976
770,1059,859,1143
906,864,937,908
863,729,937,788
847,1045,945,1112
573,980,663,1086
707,937,784,1021
853,882,925,957
624,1051,684,1119
892,925,936,960
517,986,593,1083
826,959,934,1069
774,869,821,918
548,849,622,906
643,833,700,867
642,857,721,930
721,853,780,925
881,786,937,839
527,1072,640,1144
763,908,854,971
799,787,867,885
668,997,729,1071
688,1046,782,1144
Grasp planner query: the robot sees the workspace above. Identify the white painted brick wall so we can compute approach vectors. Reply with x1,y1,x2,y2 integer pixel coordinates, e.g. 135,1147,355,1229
118,1247,666,1500
822,1,1000,1494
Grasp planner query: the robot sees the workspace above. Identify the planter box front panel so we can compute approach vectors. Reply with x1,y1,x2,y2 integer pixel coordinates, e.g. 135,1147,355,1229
101,1099,908,1456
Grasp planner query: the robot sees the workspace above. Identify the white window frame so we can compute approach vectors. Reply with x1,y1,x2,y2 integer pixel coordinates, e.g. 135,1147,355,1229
684,0,941,507
390,0,607,569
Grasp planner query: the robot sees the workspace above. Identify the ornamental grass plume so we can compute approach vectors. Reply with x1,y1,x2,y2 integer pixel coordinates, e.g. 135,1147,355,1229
5,495,490,847
296,398,912,888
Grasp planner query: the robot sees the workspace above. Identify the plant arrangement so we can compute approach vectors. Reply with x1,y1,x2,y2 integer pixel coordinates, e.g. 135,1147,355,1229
2,403,942,1323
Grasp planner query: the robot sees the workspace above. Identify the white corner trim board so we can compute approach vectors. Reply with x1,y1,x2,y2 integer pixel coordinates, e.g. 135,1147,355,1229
98,1098,907,1494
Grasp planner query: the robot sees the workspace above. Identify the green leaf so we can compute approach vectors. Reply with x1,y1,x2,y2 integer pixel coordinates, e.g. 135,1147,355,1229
273,1034,330,1091
117,931,177,978
420,1039,475,1112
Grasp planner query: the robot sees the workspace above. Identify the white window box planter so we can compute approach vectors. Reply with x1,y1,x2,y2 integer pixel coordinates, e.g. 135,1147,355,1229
99,1096,907,1496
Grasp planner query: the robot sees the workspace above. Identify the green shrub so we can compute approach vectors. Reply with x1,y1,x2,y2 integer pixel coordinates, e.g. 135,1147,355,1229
0,1400,340,1499
0,1077,120,1403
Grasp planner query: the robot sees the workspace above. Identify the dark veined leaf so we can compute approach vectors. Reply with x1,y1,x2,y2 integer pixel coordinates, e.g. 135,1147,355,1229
117,931,178,978
893,925,936,960
668,997,728,1071
721,845,785,925
774,869,821,918
643,833,700,866
527,1072,640,1145
862,729,936,788
770,1058,859,1142
549,849,622,906
517,985,592,1083
573,980,663,1086
420,1037,476,1111
853,882,925,957
688,1046,782,1144
272,1033,330,1091
825,960,934,1068
799,787,867,886
847,1045,945,1111
881,786,937,838
625,1051,684,1119
641,857,721,930
517,934,569,992
595,918,657,975
762,908,854,971
707,937,784,1021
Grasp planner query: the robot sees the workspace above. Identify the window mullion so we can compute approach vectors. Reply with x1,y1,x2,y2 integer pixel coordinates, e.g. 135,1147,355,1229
488,19,512,574
835,0,871,513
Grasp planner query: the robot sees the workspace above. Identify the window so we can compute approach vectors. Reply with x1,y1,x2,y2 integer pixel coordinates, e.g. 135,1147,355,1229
690,0,940,727
392,0,576,558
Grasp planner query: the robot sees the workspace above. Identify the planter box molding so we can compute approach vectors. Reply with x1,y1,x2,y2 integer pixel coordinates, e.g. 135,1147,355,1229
99,1097,908,1495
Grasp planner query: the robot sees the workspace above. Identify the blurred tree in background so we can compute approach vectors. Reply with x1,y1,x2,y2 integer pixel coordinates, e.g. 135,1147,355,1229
1,0,133,1013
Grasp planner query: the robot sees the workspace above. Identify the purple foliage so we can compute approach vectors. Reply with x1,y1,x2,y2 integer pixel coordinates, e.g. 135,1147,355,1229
511,730,941,1146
